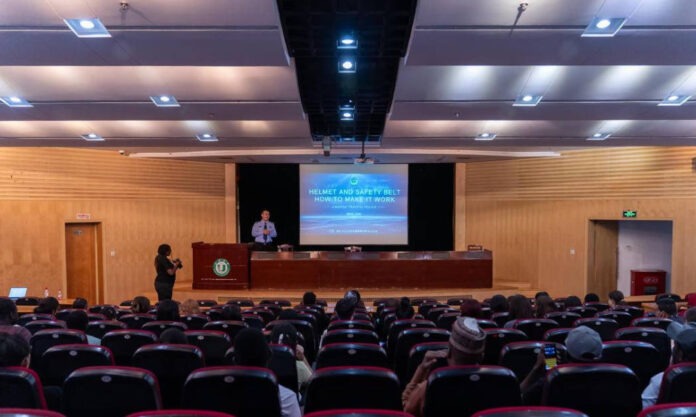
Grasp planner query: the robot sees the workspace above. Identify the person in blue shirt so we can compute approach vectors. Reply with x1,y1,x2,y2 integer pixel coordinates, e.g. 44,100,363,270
252,209,277,250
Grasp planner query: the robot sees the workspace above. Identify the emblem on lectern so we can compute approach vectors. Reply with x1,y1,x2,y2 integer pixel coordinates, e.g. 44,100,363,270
212,258,231,277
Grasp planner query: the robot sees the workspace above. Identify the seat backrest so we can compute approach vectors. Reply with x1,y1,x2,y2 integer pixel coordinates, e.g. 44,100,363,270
631,317,673,330
426,307,457,323
491,312,511,328
141,321,188,336
304,410,414,417
268,343,299,392
323,329,380,346
0,367,47,409
0,409,66,417
585,302,610,312
266,319,317,362
202,320,247,340
424,365,521,417
657,362,696,404
197,300,218,307
436,313,462,330
118,314,156,329
40,344,114,386
182,366,281,417
125,410,236,417
315,343,389,370
86,320,127,339
499,342,567,381
24,320,66,334
394,328,451,384
615,327,672,370
483,328,528,364
184,330,232,366
132,344,205,408
241,314,265,330
223,298,254,307
100,329,158,366
17,314,54,326
405,342,449,385
544,312,581,328
638,403,696,417
597,311,633,328
513,319,559,341
474,319,497,330
328,320,375,332
471,406,589,417
260,299,292,307
386,319,436,358
613,305,645,318
566,307,597,318
29,329,87,371
543,328,572,345
600,341,662,389
15,297,41,306
304,366,402,414
542,363,642,417
573,318,619,341
180,315,210,330
62,366,162,417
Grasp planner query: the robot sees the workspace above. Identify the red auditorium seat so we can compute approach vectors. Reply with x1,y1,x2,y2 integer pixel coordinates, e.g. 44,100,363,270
126,410,235,417
483,328,528,365
597,311,633,328
182,366,281,417
24,320,66,335
405,342,448,384
0,409,65,417
615,327,672,370
541,363,642,417
513,319,560,341
386,319,436,358
303,366,402,414
543,328,572,345
140,320,188,336
657,363,696,404
0,367,47,409
86,320,127,339
426,307,457,323
566,307,597,318
62,366,162,417
56,309,77,321
631,317,673,330
573,317,619,341
17,313,53,325
328,320,375,332
423,365,521,417
40,344,114,386
612,305,645,318
202,321,247,340
322,329,380,345
393,328,451,384
304,410,414,417
196,300,219,307
185,330,232,366
241,314,265,329
545,312,581,328
180,314,210,330
223,298,254,307
100,329,158,366
638,403,696,417
242,308,274,323
472,406,589,416
435,312,462,330
600,341,662,388
315,343,389,369
260,299,292,307
411,297,438,306
491,312,511,327
132,344,205,408
266,319,317,362
499,342,567,381
118,314,156,329
29,329,86,372
584,302,610,312
267,344,299,393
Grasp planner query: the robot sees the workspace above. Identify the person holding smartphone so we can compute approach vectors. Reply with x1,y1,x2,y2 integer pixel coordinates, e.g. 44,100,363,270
520,326,603,405
154,243,182,301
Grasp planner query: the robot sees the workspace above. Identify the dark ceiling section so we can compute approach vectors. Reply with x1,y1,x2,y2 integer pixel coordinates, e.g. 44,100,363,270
276,0,418,143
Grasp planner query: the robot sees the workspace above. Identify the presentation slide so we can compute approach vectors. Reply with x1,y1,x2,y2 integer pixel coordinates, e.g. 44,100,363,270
300,164,408,245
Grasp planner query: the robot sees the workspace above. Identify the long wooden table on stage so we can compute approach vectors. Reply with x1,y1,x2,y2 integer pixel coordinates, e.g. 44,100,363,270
249,250,492,289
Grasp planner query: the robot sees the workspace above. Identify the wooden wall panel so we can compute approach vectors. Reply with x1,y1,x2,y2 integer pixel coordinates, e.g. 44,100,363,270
0,148,229,303
460,147,696,296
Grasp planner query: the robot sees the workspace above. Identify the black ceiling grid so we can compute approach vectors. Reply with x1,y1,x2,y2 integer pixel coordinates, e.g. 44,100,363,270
276,0,419,144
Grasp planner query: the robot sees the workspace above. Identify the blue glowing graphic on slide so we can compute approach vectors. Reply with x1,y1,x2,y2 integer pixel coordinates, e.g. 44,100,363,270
300,165,408,245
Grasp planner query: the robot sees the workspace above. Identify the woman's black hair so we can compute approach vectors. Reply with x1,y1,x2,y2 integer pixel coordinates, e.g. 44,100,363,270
157,244,172,257
270,322,298,350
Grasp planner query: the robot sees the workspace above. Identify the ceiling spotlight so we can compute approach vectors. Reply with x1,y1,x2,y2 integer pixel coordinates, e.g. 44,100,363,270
340,111,354,121
81,133,104,141
658,94,690,106
0,96,33,108
150,95,180,107
196,133,218,142
337,34,358,50
588,132,611,140
582,17,626,37
475,133,496,141
338,58,356,73
64,18,111,38
513,94,543,107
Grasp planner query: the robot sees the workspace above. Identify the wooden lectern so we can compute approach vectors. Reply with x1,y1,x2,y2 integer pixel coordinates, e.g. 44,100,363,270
192,242,250,289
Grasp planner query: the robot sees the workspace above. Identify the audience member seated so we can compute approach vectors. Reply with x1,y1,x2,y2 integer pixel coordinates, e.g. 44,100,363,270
65,310,101,344
0,297,32,344
534,292,550,302
159,327,188,344
156,299,180,321
232,328,301,417
459,299,483,318
685,307,696,324
344,289,366,309
34,297,59,315
395,297,415,319
180,299,201,316
564,296,582,309
534,296,557,318
72,298,88,310
131,296,151,314
320,297,357,348
520,325,603,405
656,299,681,322
584,293,600,303
100,306,118,321
608,290,627,308
402,316,486,417
504,295,534,328
641,321,696,408
220,304,243,321
269,322,312,392
489,294,509,314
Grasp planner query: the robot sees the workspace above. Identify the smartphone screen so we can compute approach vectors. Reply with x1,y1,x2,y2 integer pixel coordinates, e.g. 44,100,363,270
543,344,558,370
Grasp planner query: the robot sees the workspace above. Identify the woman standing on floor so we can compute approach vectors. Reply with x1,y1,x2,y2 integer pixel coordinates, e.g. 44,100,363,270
154,243,182,301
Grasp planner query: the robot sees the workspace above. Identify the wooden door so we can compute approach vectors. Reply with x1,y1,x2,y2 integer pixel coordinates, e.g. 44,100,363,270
65,223,102,303
587,221,618,301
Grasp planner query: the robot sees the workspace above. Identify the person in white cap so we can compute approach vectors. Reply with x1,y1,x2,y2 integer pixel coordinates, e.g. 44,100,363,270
402,316,486,417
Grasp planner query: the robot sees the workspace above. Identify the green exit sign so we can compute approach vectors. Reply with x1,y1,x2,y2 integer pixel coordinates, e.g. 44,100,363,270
623,210,638,218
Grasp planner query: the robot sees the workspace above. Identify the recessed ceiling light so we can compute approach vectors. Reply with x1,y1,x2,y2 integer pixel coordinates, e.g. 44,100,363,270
337,35,358,50
150,95,180,107
582,17,626,37
588,132,611,140
338,58,356,73
81,133,104,141
340,111,354,121
64,18,111,38
196,133,218,142
475,133,496,140
0,96,33,108
513,94,543,107
658,94,690,106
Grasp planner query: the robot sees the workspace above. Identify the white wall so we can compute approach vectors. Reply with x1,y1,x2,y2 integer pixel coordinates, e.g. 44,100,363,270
617,221,673,294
